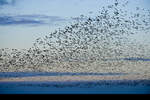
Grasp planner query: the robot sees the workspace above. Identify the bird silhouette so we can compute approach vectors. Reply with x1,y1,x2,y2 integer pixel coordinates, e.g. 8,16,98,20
0,0,150,73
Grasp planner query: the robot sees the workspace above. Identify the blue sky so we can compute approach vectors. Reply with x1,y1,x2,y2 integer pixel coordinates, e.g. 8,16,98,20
0,0,150,49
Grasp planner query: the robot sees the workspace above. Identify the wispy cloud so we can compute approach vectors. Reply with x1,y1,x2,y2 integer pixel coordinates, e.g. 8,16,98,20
0,14,66,26
0,0,15,6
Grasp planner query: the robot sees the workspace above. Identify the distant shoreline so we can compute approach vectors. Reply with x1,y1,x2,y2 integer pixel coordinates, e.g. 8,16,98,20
0,74,150,82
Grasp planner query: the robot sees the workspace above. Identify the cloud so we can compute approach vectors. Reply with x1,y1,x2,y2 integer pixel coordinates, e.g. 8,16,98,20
0,14,66,26
0,0,15,6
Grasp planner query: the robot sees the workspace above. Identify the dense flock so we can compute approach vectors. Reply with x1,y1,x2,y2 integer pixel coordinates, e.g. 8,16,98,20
0,0,150,72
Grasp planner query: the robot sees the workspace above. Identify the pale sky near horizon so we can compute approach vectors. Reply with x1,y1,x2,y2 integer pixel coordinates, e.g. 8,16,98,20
0,0,150,49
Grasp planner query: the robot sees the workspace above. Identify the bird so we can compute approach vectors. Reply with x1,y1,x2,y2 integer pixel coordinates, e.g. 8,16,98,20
0,0,150,74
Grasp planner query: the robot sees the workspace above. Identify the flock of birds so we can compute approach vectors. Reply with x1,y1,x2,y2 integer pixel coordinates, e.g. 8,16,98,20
0,0,150,72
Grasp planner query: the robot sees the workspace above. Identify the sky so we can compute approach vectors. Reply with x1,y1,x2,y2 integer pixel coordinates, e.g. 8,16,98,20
0,0,150,49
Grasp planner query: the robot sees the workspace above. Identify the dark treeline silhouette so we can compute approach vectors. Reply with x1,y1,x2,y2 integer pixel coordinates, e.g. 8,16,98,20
0,0,150,72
